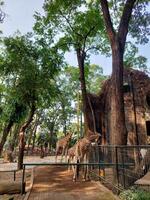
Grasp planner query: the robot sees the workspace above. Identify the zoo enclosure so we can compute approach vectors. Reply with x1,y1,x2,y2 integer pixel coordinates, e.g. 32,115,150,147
90,145,150,192
20,145,150,194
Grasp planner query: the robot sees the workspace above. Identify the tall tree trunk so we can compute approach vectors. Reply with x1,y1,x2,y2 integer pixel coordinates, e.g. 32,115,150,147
0,120,14,155
27,121,38,154
100,0,136,145
77,91,80,140
110,41,127,145
18,104,36,170
32,127,37,152
10,124,20,152
80,110,83,138
87,95,96,133
30,115,40,152
77,49,91,134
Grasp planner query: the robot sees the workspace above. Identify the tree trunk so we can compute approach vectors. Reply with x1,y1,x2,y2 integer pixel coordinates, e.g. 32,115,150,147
77,91,80,140
18,104,36,170
27,121,38,154
63,120,67,136
40,145,44,158
77,49,92,134
80,110,83,138
100,0,137,145
0,120,14,155
32,126,37,151
10,124,20,152
110,41,127,145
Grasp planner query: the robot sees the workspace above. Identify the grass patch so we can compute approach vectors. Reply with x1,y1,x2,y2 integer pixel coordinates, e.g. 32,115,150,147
119,187,150,200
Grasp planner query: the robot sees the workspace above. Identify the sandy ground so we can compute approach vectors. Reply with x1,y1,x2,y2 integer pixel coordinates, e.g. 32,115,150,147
28,166,120,200
0,156,120,200
0,156,55,200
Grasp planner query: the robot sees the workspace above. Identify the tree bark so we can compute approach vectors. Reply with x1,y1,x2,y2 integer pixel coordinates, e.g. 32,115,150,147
27,121,38,154
10,124,20,152
18,104,36,170
100,0,137,145
31,116,39,152
110,41,127,144
0,120,14,155
32,127,37,151
77,49,91,134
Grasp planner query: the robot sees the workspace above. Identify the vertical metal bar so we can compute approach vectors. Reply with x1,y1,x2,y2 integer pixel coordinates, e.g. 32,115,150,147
121,148,126,188
102,146,105,179
115,146,119,188
21,164,25,195
77,159,79,178
14,170,16,181
98,146,101,180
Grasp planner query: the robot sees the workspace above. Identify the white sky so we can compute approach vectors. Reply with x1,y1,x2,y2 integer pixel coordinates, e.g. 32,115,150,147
0,0,149,75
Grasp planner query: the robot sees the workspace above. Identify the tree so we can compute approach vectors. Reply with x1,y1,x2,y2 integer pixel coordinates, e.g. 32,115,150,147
34,0,110,133
0,1,5,23
0,33,61,168
124,42,149,74
64,64,107,137
98,0,150,145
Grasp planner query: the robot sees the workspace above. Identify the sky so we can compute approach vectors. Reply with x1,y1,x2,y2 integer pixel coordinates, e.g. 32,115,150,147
0,0,150,75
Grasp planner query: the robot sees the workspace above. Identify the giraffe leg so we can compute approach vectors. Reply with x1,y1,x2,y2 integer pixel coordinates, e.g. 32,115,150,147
86,152,90,181
69,156,74,171
72,157,78,182
55,147,59,163
61,146,66,162
83,153,90,181
65,146,68,162
68,157,71,171
82,155,86,181
72,160,76,181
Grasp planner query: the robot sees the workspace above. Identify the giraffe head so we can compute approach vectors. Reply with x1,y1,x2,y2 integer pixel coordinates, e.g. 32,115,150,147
87,129,101,143
67,132,73,139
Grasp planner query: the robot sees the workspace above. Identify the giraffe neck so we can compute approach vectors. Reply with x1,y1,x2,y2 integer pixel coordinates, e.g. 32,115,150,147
88,134,99,142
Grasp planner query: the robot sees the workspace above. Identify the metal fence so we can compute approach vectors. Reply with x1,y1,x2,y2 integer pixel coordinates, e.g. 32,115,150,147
89,145,150,193
18,145,150,194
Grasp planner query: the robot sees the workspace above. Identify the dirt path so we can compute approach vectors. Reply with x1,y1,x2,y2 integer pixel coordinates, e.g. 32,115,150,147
28,166,119,200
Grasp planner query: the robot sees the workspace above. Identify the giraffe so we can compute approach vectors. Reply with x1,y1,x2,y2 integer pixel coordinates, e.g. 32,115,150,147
72,130,101,181
55,132,72,162
67,144,77,170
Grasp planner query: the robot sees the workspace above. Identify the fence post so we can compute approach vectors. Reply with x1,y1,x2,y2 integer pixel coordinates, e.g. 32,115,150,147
77,159,79,178
115,146,119,188
98,145,101,179
13,170,16,181
21,164,25,195
121,147,126,188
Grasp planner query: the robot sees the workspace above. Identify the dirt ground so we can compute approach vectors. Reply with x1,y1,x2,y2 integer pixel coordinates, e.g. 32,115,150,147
0,168,31,200
0,156,120,200
28,166,120,200
1,155,150,200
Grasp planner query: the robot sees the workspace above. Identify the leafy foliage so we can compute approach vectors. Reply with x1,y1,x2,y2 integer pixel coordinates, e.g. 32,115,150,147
124,42,149,74
120,187,150,200
0,33,61,146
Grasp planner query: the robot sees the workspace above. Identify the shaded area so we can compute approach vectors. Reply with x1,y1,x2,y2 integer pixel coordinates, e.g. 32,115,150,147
29,166,119,200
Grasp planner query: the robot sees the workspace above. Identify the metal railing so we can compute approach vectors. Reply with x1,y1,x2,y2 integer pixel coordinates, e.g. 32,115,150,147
89,145,150,193
20,145,150,194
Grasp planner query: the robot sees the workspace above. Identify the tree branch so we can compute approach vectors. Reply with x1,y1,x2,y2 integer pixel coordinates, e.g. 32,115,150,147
82,25,97,53
59,9,83,39
100,0,116,43
20,103,36,133
118,0,137,48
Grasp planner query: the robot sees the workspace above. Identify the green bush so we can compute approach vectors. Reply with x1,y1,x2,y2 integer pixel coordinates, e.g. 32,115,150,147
119,187,150,200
